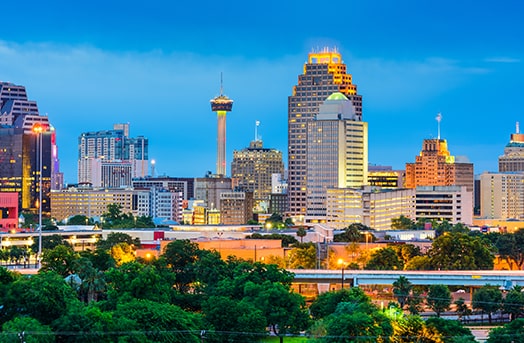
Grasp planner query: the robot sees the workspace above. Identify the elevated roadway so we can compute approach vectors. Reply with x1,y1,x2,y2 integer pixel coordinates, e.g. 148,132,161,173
290,269,524,289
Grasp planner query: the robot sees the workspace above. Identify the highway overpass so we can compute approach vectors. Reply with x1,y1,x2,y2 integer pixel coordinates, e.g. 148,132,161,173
290,269,524,290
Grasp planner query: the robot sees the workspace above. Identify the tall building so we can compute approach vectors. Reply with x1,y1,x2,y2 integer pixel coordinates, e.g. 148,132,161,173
210,78,233,176
405,138,474,193
288,48,362,220
306,92,367,221
0,82,54,214
480,172,524,220
78,123,148,186
194,172,232,210
499,122,524,172
231,139,284,206
220,191,254,225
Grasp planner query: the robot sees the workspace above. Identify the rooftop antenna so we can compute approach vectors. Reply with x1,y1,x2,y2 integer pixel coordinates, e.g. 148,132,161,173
220,72,224,96
436,113,442,139
255,120,260,141
517,121,520,134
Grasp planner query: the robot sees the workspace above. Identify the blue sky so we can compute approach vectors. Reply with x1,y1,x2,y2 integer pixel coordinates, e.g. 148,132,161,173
1,0,523,183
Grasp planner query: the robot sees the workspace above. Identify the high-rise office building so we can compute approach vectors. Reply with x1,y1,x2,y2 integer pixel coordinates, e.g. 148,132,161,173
78,123,148,186
288,48,362,220
499,122,524,172
306,92,367,221
480,172,524,220
415,186,473,225
231,140,284,206
194,172,232,211
368,165,405,188
0,82,54,214
132,176,195,200
210,79,233,176
405,138,474,193
220,191,254,225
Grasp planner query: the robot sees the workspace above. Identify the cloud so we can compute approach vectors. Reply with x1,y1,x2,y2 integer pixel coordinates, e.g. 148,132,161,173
484,57,521,63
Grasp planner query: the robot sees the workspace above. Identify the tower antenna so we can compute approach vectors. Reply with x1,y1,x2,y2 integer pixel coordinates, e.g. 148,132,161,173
255,120,260,141
220,72,223,96
517,121,520,134
436,113,442,139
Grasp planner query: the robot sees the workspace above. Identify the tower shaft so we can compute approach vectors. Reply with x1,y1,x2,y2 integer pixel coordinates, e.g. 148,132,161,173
216,111,227,176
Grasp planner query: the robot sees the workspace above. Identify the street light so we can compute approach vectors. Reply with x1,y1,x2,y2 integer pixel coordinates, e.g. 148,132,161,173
32,123,44,269
337,258,346,289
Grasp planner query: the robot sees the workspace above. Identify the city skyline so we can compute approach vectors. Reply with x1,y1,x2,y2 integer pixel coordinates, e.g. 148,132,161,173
1,1,523,184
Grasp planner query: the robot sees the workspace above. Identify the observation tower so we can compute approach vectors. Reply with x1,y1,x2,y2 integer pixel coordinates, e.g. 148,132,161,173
210,76,233,176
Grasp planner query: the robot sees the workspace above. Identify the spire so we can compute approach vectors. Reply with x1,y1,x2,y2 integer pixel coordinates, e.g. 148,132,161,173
220,72,224,96
255,120,260,141
436,113,442,139
517,121,520,134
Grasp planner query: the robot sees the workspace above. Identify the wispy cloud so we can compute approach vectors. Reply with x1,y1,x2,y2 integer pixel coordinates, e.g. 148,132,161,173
484,57,521,63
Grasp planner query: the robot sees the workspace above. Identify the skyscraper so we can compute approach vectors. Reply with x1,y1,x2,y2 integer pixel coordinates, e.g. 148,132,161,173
306,92,368,221
78,123,148,187
231,138,284,208
405,138,474,193
0,82,54,214
288,48,362,220
210,77,233,176
499,122,524,172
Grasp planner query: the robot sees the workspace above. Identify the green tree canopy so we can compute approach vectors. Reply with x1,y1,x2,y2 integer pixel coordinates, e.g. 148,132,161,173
1,316,54,343
472,285,503,324
428,232,495,270
365,247,403,270
287,242,317,269
393,276,413,309
391,215,415,230
503,285,524,321
427,284,452,317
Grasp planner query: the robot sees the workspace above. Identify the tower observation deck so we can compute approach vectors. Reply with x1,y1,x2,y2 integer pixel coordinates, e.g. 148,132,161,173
210,78,233,176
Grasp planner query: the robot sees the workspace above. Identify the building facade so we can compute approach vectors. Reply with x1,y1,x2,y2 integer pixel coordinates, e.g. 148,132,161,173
405,138,474,193
194,173,232,210
231,140,284,205
288,48,363,220
415,186,473,225
499,123,524,172
306,92,367,221
480,172,524,220
219,191,254,225
0,82,54,214
326,187,415,231
78,123,148,185
368,165,405,188
132,176,195,200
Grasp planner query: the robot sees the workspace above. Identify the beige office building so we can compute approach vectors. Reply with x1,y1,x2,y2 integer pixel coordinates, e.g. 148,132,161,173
231,140,284,204
51,187,150,222
499,123,524,172
480,172,524,220
306,92,367,222
415,186,473,225
220,191,254,225
326,187,415,230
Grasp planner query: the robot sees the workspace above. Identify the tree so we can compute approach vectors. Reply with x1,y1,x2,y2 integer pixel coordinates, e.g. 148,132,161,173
73,258,106,303
487,318,524,342
454,298,472,321
1,271,80,325
393,276,413,309
472,285,502,324
296,227,307,243
67,214,90,225
110,242,136,266
1,316,54,343
428,232,495,270
41,244,78,277
427,284,451,317
309,288,374,320
503,285,524,321
425,317,476,343
113,299,202,343
365,247,403,270
404,255,432,270
202,296,267,343
391,314,442,343
30,234,72,254
333,223,372,242
96,232,140,251
244,280,310,343
391,215,415,230
162,239,200,293
287,243,316,269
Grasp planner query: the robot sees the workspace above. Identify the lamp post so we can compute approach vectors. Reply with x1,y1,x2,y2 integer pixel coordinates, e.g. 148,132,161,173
337,258,346,289
32,123,44,269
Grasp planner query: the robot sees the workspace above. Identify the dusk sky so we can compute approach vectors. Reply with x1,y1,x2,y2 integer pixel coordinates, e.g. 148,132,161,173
2,1,523,184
